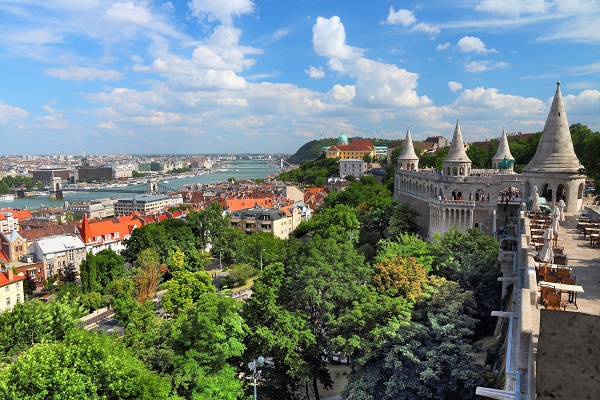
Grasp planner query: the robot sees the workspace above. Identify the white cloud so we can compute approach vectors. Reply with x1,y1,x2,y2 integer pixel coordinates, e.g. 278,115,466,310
465,60,509,72
384,7,416,27
105,2,153,25
0,103,29,125
451,86,544,119
326,84,356,103
475,0,553,17
436,42,450,51
457,36,496,53
42,105,55,113
305,66,325,79
312,16,431,108
448,81,463,92
45,66,123,82
412,23,440,38
188,0,255,25
383,7,439,38
312,16,363,61
563,89,600,114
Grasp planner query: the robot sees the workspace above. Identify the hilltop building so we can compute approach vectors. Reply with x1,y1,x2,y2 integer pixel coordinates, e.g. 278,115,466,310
325,134,376,160
394,82,586,238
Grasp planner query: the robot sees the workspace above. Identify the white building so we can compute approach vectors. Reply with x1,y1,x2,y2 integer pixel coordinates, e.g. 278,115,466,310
114,194,174,216
340,159,368,178
0,270,25,312
394,83,586,239
29,235,87,279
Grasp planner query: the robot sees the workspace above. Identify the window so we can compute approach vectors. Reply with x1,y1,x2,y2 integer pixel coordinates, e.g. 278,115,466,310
16,282,20,289
114,232,120,238
29,271,36,279
6,298,10,307
4,286,8,292
16,294,20,302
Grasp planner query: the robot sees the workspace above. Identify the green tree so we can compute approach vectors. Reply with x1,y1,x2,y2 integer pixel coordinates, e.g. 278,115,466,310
187,201,230,251
431,228,501,336
170,292,247,400
295,204,360,242
79,251,101,293
0,329,174,400
234,231,286,269
346,279,482,400
211,227,246,265
159,270,215,315
219,263,256,289
94,249,126,288
242,262,315,399
0,296,84,362
282,234,371,399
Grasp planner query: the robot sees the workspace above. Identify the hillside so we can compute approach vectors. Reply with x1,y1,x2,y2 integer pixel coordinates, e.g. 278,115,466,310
287,139,337,164
287,137,399,164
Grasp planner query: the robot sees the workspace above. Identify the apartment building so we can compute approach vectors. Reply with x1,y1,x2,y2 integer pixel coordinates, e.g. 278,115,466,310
114,194,173,216
229,206,293,240
0,270,25,312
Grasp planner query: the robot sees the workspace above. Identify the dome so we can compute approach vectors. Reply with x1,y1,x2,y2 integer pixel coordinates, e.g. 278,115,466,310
338,133,348,145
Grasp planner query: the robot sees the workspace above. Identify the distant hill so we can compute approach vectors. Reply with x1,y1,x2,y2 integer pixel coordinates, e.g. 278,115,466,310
287,138,399,164
287,139,337,164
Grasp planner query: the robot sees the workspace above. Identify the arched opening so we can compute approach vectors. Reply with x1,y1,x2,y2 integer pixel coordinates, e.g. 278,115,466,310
578,182,584,199
447,167,451,175
542,183,553,202
452,167,458,176
524,181,531,198
476,189,484,201
459,167,464,175
556,184,566,202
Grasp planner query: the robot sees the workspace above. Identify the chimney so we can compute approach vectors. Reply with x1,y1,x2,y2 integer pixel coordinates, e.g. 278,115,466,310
7,268,14,281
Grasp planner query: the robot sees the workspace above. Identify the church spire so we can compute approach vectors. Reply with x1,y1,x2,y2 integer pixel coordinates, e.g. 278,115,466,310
397,127,420,170
492,127,515,170
399,127,418,159
443,119,471,163
523,82,583,173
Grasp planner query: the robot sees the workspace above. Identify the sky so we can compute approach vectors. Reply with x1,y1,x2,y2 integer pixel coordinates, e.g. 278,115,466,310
1,0,599,155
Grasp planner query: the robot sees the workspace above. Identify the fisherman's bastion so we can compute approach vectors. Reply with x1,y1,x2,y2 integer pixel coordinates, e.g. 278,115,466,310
393,82,586,239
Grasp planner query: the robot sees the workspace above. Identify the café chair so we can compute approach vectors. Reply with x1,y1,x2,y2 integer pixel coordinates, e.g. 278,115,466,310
544,292,565,311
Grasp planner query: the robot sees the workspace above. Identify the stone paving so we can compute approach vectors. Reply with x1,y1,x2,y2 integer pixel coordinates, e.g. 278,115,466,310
556,213,600,316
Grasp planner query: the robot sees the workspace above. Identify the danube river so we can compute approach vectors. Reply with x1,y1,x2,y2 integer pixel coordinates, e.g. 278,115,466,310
2,159,280,210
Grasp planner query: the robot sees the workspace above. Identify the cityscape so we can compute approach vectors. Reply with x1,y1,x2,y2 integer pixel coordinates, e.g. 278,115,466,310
1,0,599,399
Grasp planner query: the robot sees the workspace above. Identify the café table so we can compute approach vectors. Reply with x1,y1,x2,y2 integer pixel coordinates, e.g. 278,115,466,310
540,282,583,309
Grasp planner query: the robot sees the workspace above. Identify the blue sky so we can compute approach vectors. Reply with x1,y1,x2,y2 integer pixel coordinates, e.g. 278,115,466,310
1,0,599,155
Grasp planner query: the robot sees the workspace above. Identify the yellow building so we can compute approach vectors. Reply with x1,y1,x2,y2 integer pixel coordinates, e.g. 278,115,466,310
0,270,25,312
325,134,376,160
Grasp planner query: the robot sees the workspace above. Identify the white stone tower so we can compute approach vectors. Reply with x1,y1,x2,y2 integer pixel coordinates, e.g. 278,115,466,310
521,82,585,212
443,119,472,177
492,127,515,172
397,127,420,171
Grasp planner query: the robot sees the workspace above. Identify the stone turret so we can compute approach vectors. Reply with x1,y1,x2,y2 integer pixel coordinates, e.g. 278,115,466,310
397,127,419,171
522,82,585,212
443,119,471,177
492,127,515,171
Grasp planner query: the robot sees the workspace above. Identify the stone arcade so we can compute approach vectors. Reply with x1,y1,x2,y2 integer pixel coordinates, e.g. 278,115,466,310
393,82,586,239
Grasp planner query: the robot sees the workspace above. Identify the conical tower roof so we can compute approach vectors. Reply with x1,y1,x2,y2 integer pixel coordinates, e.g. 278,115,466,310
398,127,419,160
523,82,583,173
492,127,514,163
443,119,471,163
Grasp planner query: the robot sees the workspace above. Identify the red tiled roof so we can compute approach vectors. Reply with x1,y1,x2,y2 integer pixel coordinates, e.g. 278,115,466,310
0,270,25,287
79,213,143,245
0,208,33,221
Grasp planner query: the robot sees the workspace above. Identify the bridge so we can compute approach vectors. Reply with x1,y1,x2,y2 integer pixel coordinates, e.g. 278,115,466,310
66,182,178,194
15,180,179,198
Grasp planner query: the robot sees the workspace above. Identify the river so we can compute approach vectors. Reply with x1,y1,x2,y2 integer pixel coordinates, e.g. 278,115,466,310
2,159,280,210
